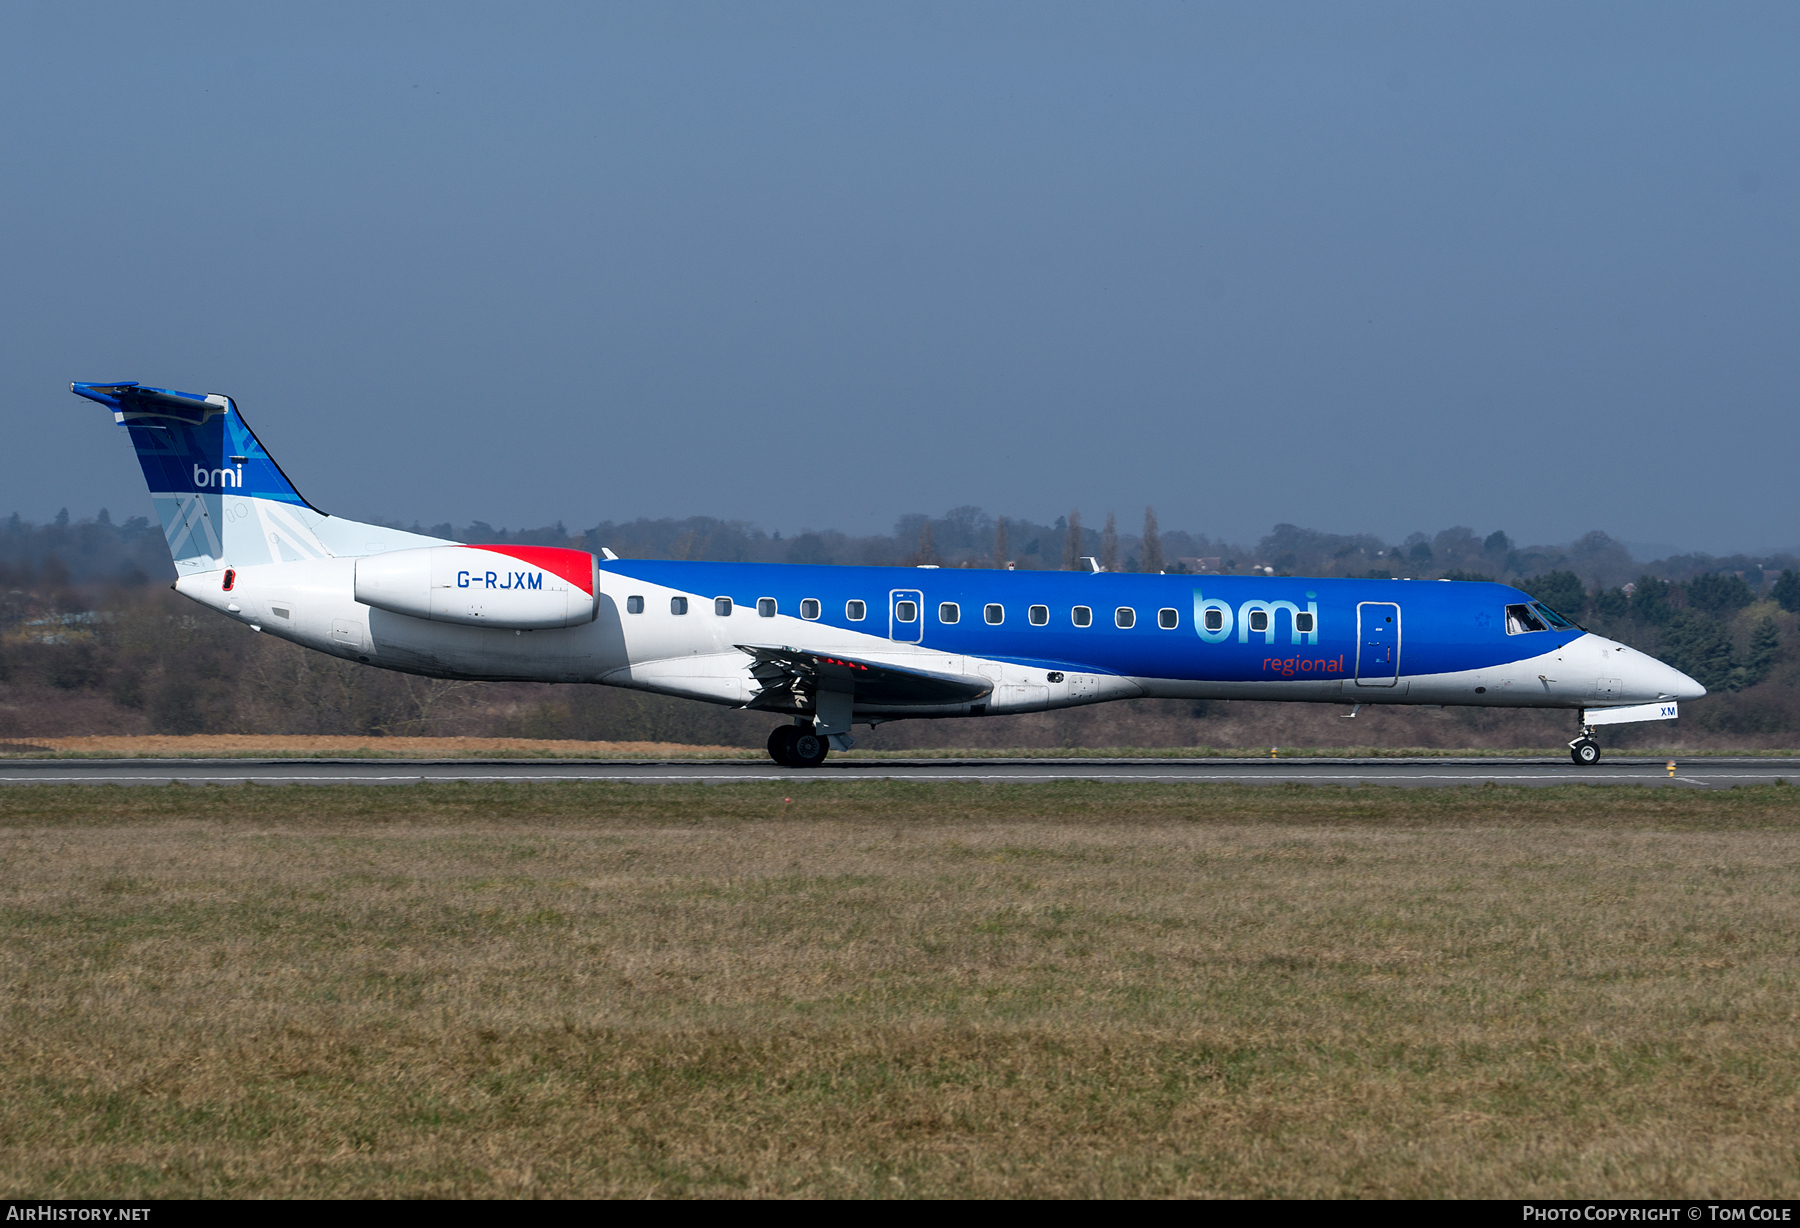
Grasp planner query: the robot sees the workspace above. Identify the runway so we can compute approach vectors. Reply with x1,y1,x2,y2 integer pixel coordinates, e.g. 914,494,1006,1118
0,756,1795,789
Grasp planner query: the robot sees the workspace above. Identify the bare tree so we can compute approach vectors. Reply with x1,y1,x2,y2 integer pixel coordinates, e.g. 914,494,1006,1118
1141,506,1163,574
378,675,479,737
993,517,1009,569
917,519,936,566
1101,512,1118,572
1063,509,1083,571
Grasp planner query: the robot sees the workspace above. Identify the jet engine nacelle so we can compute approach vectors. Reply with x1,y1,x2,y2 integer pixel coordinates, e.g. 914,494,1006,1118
354,545,599,630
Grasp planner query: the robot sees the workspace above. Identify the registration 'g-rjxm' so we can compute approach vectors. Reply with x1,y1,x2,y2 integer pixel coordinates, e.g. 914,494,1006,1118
72,381,1705,768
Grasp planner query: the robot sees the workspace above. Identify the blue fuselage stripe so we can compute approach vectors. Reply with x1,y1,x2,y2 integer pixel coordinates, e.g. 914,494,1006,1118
600,561,1574,684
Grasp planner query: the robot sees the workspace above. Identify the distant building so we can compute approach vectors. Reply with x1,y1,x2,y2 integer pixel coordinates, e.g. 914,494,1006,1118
1179,557,1222,574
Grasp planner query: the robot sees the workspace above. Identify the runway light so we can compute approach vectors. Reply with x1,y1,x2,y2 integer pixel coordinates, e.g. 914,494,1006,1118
1667,760,1676,776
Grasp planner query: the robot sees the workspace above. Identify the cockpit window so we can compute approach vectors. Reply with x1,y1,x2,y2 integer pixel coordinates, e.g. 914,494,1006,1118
1505,604,1548,634
1532,602,1577,630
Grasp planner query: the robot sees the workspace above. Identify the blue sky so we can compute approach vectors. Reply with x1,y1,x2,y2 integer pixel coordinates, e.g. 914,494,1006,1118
4,3,1796,552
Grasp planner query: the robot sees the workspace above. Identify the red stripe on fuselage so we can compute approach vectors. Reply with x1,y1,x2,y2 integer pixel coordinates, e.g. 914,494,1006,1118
464,544,595,595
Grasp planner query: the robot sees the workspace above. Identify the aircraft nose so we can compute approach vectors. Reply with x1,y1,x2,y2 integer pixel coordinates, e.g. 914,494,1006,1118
1644,653,1705,701
1610,637,1706,701
1671,668,1707,701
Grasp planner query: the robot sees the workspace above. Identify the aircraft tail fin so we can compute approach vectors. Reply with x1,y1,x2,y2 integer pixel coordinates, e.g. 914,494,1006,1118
72,381,450,576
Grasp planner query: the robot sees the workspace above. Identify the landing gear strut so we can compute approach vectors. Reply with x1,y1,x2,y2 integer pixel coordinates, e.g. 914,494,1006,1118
767,723,830,768
1569,712,1601,766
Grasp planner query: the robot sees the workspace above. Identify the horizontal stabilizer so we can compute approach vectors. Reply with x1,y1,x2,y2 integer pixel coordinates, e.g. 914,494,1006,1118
736,644,992,709
71,382,228,427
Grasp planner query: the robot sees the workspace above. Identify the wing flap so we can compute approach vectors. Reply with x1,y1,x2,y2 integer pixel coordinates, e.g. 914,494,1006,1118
736,644,991,709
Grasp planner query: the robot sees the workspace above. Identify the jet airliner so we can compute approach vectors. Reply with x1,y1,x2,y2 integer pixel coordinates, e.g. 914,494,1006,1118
71,381,1705,767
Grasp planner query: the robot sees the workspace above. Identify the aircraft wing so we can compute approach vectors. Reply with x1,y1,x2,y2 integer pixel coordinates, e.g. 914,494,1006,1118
735,644,993,710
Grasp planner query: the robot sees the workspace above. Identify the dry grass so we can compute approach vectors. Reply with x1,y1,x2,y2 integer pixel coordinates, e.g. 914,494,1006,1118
2,781,1799,1198
1,735,758,759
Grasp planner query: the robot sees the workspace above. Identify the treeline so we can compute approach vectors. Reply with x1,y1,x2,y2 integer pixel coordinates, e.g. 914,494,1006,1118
1517,569,1798,714
384,506,1233,575
3,563,1795,748
4,581,1793,748
0,586,771,745
6,504,1793,590
3,505,1797,747
0,510,172,588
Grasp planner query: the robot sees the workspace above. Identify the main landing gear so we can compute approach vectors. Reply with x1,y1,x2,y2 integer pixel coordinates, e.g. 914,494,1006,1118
768,724,830,769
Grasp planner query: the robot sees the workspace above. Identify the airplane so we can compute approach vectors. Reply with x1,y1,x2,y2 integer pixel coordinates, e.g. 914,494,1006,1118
71,380,1706,768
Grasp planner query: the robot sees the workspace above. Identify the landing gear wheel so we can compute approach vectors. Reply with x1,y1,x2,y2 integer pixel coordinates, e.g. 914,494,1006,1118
767,726,798,766
788,728,829,768
1570,739,1601,766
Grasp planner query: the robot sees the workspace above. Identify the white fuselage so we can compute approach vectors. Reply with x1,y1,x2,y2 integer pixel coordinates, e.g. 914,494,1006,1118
180,561,1698,721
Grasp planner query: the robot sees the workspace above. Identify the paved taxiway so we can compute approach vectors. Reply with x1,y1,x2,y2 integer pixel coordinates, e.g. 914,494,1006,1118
0,756,1795,789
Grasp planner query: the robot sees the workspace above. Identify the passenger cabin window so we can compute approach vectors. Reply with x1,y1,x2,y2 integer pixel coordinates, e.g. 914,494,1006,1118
1028,605,1049,626
757,598,776,618
1115,607,1135,629
715,597,733,616
800,599,821,620
846,600,866,621
670,597,688,615
1158,608,1178,630
939,602,960,624
985,603,1004,625
895,600,918,623
626,595,644,614
1505,604,1548,634
1296,612,1314,633
1203,608,1224,632
1072,605,1092,627
1249,610,1268,632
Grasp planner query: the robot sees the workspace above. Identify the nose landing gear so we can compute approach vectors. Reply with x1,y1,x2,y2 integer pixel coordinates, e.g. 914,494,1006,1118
1569,714,1601,765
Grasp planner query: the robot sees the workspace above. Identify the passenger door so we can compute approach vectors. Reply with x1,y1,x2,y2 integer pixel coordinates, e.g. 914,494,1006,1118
889,589,924,643
1355,602,1401,687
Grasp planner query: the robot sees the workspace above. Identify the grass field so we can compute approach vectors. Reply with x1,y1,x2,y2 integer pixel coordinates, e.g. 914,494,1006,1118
3,780,1798,1198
